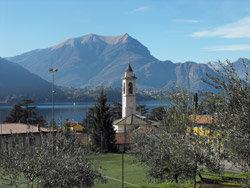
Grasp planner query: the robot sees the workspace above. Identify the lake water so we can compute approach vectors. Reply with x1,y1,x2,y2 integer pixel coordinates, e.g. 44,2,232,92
0,100,166,125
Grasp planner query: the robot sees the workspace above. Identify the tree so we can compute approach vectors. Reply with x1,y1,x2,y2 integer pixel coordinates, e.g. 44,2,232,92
0,132,104,188
149,106,167,121
4,103,24,123
91,88,117,152
110,102,122,120
136,104,149,116
4,99,45,126
83,107,95,129
131,87,221,187
202,60,250,171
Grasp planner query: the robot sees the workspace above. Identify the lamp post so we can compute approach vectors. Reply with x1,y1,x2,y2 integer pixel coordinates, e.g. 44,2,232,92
122,117,127,188
49,68,58,132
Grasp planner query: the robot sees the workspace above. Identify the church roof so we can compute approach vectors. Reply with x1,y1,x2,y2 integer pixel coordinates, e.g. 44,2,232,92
113,114,158,126
125,64,133,72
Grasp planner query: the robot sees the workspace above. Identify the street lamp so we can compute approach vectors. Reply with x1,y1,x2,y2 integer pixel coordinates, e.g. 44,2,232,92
49,68,58,132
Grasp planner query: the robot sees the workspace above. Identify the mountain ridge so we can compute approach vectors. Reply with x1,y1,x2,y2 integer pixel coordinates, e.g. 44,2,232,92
7,33,249,92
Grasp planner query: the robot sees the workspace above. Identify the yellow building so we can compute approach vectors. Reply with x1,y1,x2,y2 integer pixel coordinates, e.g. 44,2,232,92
189,115,222,148
63,121,84,132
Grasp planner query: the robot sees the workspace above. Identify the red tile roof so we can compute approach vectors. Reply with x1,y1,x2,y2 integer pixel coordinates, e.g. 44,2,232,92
190,115,214,124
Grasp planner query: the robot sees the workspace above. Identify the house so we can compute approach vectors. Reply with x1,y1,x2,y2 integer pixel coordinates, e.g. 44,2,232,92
0,123,51,152
63,121,85,132
113,113,158,133
189,115,222,148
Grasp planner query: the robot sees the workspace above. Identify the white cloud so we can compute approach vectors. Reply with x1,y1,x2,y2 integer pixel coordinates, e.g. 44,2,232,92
129,6,151,14
172,19,200,23
192,17,250,38
205,45,250,51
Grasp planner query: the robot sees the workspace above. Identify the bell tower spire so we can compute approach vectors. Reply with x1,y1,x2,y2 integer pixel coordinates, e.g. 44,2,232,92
122,64,136,118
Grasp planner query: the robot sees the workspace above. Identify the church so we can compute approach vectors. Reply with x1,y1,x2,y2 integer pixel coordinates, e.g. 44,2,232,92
113,64,158,134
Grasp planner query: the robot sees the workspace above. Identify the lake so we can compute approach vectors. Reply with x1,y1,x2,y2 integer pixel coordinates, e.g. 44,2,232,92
0,100,166,125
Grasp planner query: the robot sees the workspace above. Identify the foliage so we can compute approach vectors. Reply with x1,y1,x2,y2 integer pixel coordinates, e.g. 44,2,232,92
83,107,95,130
202,60,250,171
4,99,46,126
136,105,149,116
149,106,166,121
131,87,222,188
91,88,117,152
4,103,24,123
110,102,122,120
0,132,104,188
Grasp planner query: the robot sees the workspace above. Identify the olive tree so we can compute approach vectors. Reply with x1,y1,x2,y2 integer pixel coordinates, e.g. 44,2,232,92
0,132,104,188
202,60,250,171
131,87,221,187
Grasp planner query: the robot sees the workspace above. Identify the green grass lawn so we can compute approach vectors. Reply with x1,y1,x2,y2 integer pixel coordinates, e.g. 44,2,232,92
93,153,250,188
1,153,248,188
93,153,153,188
0,168,29,188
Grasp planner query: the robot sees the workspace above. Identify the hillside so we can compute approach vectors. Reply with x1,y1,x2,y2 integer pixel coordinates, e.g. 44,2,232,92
0,57,58,103
0,57,153,103
7,34,248,92
8,34,157,88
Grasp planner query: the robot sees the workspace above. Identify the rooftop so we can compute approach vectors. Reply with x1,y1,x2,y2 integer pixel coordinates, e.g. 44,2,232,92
190,115,215,124
0,123,51,135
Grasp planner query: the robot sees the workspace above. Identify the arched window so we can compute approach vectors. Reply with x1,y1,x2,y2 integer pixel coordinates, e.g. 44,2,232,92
128,82,133,94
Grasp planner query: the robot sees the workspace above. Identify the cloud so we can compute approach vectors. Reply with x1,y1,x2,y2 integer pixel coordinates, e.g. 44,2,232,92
129,6,151,14
172,19,200,23
205,45,250,51
192,17,250,38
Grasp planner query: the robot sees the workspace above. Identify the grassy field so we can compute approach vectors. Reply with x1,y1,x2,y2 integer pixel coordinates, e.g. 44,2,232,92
0,153,151,188
93,153,249,188
93,153,153,188
1,153,248,188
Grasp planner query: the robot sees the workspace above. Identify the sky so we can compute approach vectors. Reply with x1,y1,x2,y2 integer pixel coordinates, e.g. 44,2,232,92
1,0,250,63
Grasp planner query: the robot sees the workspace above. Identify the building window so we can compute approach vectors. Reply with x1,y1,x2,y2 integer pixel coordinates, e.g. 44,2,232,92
128,82,133,94
123,83,125,94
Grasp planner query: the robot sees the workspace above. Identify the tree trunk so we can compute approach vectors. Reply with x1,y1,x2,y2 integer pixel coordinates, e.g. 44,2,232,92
174,174,178,183
193,173,196,188
27,181,33,188
193,167,198,188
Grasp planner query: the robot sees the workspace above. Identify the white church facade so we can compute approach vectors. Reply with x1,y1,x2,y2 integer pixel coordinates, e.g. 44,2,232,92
113,64,158,133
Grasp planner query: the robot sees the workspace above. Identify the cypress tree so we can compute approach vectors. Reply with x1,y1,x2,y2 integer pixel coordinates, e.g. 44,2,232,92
91,88,116,152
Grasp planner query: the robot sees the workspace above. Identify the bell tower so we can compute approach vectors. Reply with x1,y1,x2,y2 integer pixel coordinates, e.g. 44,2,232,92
122,64,136,118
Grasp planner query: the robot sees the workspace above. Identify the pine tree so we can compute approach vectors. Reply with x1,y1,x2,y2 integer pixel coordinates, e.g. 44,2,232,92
4,100,45,126
4,103,24,123
91,88,116,152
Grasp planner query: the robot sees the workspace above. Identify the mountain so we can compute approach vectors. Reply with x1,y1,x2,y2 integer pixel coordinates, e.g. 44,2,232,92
8,34,157,88
232,58,250,78
207,58,250,79
6,33,230,92
0,57,63,103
